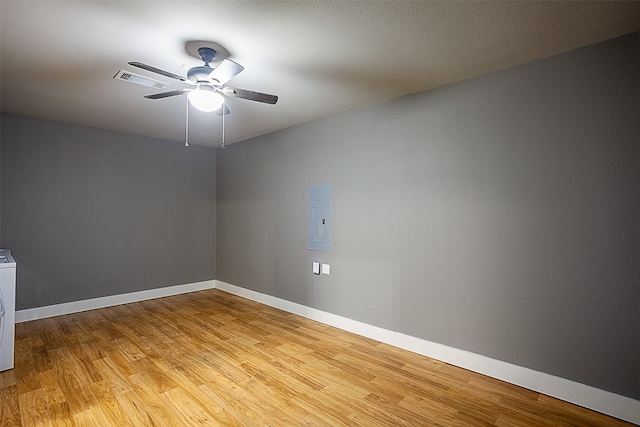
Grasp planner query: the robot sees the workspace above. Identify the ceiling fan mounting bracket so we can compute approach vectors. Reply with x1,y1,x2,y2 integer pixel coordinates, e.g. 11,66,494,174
197,47,217,66
185,41,230,63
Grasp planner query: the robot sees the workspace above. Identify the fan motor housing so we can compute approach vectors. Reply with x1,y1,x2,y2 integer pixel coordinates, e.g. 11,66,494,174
187,66,214,82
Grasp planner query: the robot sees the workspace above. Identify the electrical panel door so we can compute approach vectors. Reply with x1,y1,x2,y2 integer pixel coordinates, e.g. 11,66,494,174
308,185,331,251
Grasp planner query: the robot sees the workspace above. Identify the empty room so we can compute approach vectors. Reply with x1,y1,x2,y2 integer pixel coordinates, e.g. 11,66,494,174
1,1,639,426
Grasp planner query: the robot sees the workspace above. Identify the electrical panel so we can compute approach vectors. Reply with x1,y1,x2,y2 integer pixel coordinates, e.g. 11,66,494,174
308,185,331,251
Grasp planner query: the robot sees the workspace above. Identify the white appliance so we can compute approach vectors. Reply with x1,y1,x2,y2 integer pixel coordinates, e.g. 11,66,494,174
0,249,16,371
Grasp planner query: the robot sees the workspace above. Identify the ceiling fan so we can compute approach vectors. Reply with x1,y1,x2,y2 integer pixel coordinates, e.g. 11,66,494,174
129,47,278,115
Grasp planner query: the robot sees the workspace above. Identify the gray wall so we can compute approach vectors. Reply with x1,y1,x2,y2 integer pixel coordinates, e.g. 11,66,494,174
1,114,216,310
216,32,640,400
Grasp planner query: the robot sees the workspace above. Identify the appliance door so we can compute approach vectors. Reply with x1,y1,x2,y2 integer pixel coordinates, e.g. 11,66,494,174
0,288,4,347
0,249,16,371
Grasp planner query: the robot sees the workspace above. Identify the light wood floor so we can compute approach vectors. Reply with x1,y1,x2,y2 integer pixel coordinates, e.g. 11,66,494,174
0,289,634,426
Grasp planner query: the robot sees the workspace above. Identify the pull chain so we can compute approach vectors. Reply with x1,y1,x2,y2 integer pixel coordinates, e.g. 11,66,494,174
221,102,226,149
185,99,190,147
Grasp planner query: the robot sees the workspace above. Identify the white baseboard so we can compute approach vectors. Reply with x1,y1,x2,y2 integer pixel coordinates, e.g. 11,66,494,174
215,280,640,425
15,280,216,323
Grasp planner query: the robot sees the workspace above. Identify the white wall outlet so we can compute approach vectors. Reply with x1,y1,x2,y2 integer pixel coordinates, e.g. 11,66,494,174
312,261,320,275
321,264,331,275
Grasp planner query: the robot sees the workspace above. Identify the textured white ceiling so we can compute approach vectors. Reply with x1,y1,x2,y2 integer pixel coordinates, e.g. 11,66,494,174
2,1,640,147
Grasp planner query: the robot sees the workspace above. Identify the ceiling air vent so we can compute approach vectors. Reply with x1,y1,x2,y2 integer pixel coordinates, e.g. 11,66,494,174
113,70,168,89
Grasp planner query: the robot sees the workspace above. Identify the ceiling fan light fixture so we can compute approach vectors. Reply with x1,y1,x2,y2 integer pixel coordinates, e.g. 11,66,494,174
187,85,224,112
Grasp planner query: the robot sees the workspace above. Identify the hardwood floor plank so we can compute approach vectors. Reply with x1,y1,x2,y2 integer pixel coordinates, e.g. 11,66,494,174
0,369,17,389
364,391,433,425
233,377,312,426
18,388,51,427
71,406,107,426
467,375,539,403
314,381,415,427
92,356,136,396
5,289,634,426
398,393,459,422
14,341,41,396
370,368,450,401
198,380,262,427
47,347,97,415
161,386,240,427
114,390,171,427
289,394,357,427
198,349,254,385
303,358,372,398
91,380,136,427
440,386,501,425
536,394,635,427
112,337,147,364
128,360,177,394
199,381,273,427
38,369,72,424
116,380,183,426
0,385,23,426
133,335,178,373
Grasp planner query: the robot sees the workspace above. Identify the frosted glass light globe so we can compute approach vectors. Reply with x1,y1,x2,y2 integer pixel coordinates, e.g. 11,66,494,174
188,86,224,112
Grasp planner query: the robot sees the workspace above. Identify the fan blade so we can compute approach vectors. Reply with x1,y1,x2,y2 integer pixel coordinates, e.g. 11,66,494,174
129,62,191,83
215,104,231,116
222,87,278,104
208,59,244,85
144,88,191,99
